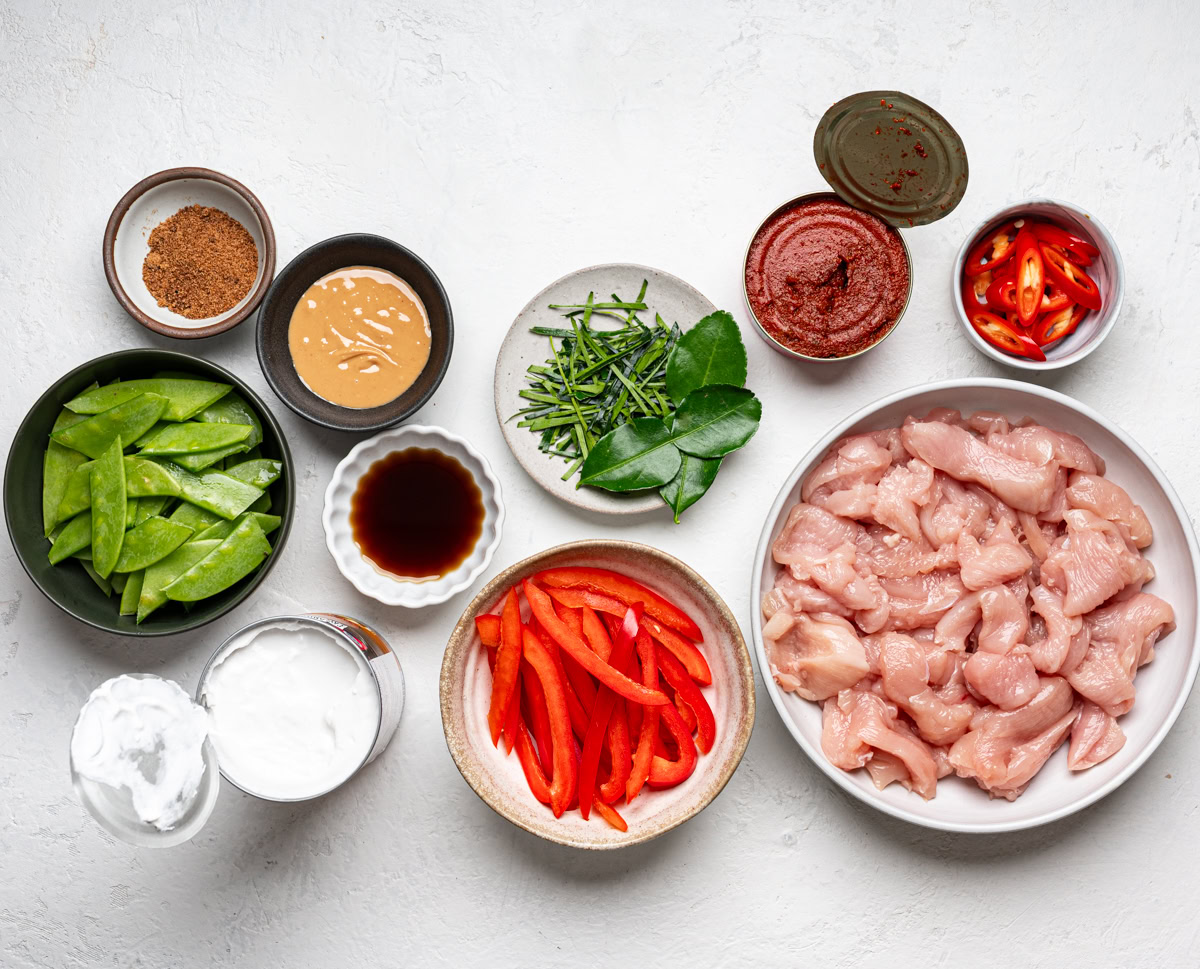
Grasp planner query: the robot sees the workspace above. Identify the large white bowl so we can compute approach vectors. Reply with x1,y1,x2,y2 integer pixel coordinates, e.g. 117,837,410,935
323,425,504,608
750,378,1199,833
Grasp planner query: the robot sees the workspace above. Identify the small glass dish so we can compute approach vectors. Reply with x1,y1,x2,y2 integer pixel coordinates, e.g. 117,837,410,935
69,674,220,848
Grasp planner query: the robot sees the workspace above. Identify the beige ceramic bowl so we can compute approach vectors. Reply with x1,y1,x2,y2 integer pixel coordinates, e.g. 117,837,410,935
441,540,755,849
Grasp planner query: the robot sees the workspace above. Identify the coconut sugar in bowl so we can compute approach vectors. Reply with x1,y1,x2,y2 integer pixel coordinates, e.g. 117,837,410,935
104,167,276,339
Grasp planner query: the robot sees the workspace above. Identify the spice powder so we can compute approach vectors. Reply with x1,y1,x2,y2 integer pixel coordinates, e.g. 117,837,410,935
142,205,259,319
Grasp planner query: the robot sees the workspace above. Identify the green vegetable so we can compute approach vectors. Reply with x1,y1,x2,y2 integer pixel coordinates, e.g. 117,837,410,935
223,459,283,489
137,422,253,455
171,444,249,472
65,378,231,421
80,559,113,596
194,511,281,541
164,516,271,602
119,570,144,615
135,495,171,524
110,572,128,594
660,454,722,523
664,311,747,403
138,540,221,623
196,392,263,448
247,490,271,513
113,517,194,573
42,440,88,536
669,386,762,458
50,393,168,459
89,437,127,578
158,462,264,520
168,502,223,531
125,498,139,529
48,513,91,564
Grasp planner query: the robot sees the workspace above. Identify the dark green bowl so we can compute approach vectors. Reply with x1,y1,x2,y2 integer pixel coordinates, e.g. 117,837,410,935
4,349,295,637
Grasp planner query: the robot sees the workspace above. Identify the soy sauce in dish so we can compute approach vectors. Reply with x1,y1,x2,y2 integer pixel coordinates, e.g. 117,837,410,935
350,448,484,581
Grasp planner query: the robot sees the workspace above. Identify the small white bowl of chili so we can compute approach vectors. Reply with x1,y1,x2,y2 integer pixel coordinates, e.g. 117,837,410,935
953,198,1124,371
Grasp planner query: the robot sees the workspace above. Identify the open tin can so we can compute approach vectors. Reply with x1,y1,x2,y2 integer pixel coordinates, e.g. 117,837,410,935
744,90,967,362
196,613,405,802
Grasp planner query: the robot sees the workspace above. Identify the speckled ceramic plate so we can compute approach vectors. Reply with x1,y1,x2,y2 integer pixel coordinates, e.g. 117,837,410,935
494,264,718,515
441,540,755,849
322,425,504,608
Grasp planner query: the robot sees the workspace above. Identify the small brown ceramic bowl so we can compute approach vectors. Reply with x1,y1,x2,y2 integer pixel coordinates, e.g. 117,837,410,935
441,540,755,849
103,167,276,339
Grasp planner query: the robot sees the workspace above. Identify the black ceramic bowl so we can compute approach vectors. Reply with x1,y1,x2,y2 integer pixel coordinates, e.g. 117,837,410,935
4,349,295,637
255,234,454,432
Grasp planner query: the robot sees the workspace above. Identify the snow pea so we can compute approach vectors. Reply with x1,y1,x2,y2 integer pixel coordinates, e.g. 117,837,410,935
158,462,264,520
195,392,262,448
65,378,231,422
43,440,88,536
48,512,91,564
137,539,221,623
135,495,171,524
119,569,144,616
80,559,113,596
163,516,271,602
248,490,271,513
168,501,222,532
171,443,249,472
137,422,253,455
89,437,127,578
113,517,194,573
57,458,180,520
194,511,281,542
223,459,283,490
51,393,168,459
125,498,139,529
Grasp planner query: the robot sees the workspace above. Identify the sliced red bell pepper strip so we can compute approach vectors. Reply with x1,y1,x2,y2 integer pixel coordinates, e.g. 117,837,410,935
519,626,576,817
969,310,1047,361
580,605,613,662
964,222,1017,277
626,630,658,802
656,648,716,754
475,613,500,647
663,678,698,732
502,662,521,754
984,274,1017,313
648,701,698,788
599,697,632,804
533,567,703,642
1029,222,1098,264
593,799,627,832
577,606,641,819
523,580,669,707
1012,227,1045,327
514,720,551,805
487,589,522,748
545,586,712,685
1033,303,1085,346
521,659,555,776
531,620,592,738
1041,243,1102,310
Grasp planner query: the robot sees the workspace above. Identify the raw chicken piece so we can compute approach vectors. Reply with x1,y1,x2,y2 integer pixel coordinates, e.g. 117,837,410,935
773,571,853,619
1087,593,1175,669
878,571,968,630
820,688,938,798
863,750,913,792
934,591,982,651
906,406,968,427
988,424,1106,475
901,420,1060,514
1066,472,1153,548
772,503,863,566
871,459,935,542
957,520,1033,590
948,677,1078,799
919,474,992,546
1043,510,1149,616
1028,585,1084,673
966,411,1010,436
1068,701,1126,770
977,585,1029,654
1065,638,1137,716
964,652,1040,711
867,427,908,465
1018,511,1055,562
815,481,877,519
802,435,892,502
768,613,869,702
1036,468,1070,523
858,528,957,579
877,633,974,744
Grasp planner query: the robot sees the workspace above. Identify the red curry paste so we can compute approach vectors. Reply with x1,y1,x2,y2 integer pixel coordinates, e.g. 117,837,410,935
745,195,909,358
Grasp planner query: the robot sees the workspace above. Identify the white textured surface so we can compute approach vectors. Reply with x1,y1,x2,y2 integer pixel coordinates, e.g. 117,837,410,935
2,1,1199,965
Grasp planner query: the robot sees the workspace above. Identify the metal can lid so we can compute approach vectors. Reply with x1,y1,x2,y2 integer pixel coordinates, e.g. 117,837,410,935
813,90,968,227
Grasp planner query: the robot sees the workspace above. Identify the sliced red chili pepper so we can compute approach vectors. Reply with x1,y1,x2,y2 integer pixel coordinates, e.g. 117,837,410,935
969,310,1047,362
1029,222,1099,264
487,589,522,748
1033,303,1085,346
1041,243,1102,311
656,648,716,754
626,630,658,802
545,586,712,685
593,799,627,832
519,626,577,817
984,273,1018,313
648,701,698,788
578,606,641,819
523,580,669,707
964,221,1017,277
1039,280,1072,313
514,720,551,805
533,567,704,642
1012,227,1045,327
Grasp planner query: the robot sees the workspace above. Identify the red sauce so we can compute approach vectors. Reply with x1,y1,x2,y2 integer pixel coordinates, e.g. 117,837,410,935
745,195,910,358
